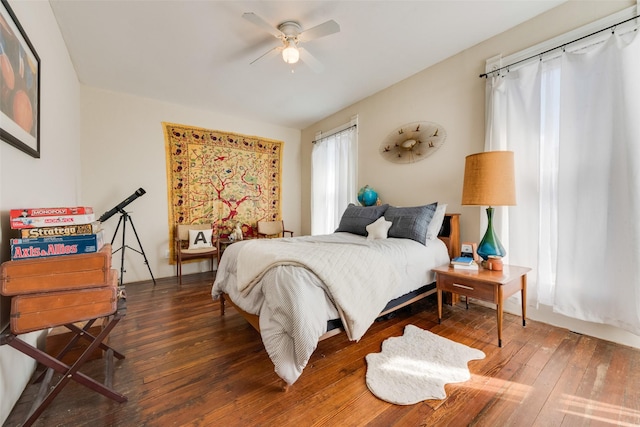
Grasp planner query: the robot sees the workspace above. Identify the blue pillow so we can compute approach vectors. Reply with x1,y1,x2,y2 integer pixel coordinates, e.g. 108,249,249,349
335,203,389,236
384,203,437,245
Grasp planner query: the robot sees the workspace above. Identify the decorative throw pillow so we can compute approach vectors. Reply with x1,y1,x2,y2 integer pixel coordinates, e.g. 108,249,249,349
366,216,392,240
336,203,389,236
384,203,437,245
188,228,213,249
426,203,448,241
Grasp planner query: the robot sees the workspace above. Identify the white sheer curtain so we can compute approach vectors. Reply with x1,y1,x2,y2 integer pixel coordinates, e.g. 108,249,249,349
486,30,640,334
485,59,550,304
311,126,357,235
554,34,640,332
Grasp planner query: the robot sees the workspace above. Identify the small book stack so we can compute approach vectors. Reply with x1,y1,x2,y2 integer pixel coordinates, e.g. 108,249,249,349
451,256,479,271
9,207,104,260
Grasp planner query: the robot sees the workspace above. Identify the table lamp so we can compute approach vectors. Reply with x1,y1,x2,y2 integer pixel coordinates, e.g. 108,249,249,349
461,151,516,260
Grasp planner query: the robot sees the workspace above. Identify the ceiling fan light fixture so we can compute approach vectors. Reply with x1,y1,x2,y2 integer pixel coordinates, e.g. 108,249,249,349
282,40,299,64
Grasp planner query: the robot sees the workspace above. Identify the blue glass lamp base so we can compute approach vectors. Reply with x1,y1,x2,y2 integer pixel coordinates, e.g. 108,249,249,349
476,207,506,260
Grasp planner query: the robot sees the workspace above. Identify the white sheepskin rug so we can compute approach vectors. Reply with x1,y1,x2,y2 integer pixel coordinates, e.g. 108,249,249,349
365,324,485,405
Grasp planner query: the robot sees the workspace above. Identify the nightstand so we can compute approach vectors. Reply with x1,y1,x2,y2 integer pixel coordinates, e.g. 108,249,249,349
433,264,531,347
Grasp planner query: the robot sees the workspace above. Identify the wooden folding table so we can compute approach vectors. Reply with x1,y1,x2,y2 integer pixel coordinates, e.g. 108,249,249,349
0,299,127,427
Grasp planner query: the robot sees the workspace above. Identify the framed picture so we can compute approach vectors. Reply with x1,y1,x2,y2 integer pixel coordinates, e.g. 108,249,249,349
461,241,478,261
0,0,40,158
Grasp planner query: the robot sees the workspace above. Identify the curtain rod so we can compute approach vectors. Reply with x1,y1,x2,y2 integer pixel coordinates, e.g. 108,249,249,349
312,124,357,144
479,13,640,78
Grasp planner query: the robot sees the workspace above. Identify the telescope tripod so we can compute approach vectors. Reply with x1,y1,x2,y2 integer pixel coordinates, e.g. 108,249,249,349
110,210,156,286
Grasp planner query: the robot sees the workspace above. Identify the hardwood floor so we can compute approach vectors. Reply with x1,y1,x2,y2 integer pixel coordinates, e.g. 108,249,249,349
5,272,640,427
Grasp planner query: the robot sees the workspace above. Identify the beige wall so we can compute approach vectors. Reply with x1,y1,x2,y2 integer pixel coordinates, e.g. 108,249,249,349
79,87,302,282
302,0,639,349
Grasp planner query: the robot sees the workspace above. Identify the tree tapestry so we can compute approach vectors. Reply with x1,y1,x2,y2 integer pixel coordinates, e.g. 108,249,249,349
163,122,283,261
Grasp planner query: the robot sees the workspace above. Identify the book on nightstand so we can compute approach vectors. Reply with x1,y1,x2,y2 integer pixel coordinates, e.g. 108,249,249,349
453,262,479,271
451,256,475,266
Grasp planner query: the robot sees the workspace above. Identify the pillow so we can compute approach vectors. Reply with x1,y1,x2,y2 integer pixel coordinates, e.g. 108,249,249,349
188,228,213,249
366,216,392,240
426,203,448,241
384,203,437,245
335,203,389,236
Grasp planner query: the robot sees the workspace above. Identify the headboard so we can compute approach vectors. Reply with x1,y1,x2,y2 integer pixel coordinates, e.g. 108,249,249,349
438,213,460,260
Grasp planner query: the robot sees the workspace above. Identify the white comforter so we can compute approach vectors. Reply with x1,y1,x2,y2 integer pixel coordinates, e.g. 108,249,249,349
211,232,449,385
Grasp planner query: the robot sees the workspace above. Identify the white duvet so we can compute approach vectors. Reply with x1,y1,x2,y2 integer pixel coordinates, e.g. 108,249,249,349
211,232,450,385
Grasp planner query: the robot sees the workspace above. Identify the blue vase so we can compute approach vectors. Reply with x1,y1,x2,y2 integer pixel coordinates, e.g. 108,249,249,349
477,207,506,260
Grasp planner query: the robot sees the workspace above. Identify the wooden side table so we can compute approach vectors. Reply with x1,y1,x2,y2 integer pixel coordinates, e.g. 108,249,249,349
218,236,256,257
433,264,531,347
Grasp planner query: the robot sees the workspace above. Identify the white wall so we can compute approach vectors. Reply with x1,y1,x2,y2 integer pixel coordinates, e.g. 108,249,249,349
302,0,640,349
80,87,302,283
0,1,82,423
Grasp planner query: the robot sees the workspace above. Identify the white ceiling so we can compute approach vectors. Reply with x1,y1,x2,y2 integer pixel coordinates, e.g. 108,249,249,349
49,1,565,129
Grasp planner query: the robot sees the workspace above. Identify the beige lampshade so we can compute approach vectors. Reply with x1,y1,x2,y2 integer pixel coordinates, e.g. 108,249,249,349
461,151,516,206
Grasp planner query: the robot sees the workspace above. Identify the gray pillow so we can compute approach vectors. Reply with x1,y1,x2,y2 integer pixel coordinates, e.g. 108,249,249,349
384,203,438,245
335,203,389,236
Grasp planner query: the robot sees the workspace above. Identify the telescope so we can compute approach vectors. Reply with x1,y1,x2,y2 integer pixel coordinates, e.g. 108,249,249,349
99,188,146,222
100,187,154,285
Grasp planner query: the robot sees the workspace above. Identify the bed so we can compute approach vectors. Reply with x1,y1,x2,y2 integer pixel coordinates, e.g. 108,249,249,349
211,203,460,389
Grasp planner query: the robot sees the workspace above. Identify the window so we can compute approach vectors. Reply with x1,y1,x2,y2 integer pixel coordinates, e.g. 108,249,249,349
311,121,357,235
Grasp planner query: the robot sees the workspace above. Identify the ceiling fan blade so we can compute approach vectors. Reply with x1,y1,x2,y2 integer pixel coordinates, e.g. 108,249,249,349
299,47,324,73
250,45,281,65
242,12,282,38
299,20,340,42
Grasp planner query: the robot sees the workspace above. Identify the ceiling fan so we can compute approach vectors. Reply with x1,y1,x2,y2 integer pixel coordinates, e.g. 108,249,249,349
242,12,340,72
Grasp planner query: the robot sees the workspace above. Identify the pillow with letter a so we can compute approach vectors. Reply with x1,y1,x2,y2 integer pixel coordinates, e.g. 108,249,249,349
188,228,213,249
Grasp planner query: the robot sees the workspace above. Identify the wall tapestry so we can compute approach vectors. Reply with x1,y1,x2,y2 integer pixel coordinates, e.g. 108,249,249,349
163,122,283,260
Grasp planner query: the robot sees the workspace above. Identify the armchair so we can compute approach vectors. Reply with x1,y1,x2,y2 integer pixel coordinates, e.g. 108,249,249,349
174,223,219,287
256,220,293,238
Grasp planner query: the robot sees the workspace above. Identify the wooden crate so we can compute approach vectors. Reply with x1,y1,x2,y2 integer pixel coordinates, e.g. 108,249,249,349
0,244,112,296
10,277,117,334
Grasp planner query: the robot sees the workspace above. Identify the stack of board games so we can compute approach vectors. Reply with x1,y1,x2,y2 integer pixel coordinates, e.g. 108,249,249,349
9,207,104,260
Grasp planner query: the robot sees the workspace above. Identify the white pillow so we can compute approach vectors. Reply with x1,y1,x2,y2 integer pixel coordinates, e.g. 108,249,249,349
426,203,448,241
366,216,392,240
188,228,213,249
